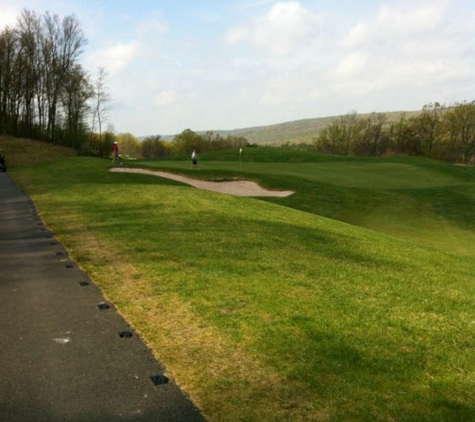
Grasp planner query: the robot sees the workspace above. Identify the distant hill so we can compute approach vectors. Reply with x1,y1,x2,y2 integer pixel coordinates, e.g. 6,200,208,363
161,110,421,145
217,115,343,145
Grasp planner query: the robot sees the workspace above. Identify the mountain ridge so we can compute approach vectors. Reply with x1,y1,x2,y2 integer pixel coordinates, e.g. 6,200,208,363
160,109,421,145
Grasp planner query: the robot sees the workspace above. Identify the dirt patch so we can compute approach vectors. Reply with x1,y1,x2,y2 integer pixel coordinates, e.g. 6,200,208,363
109,167,294,197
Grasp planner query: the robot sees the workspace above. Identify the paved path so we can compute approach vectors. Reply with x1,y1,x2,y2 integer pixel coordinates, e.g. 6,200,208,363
0,172,206,422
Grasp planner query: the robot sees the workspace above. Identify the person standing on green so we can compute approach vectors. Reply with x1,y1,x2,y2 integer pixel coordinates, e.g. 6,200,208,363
112,141,119,164
191,149,198,169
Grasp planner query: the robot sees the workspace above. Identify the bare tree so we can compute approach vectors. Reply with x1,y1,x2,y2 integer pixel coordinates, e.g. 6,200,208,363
62,64,92,148
0,9,92,145
444,101,475,164
0,27,20,133
15,10,37,136
417,102,445,157
39,12,87,141
90,67,111,143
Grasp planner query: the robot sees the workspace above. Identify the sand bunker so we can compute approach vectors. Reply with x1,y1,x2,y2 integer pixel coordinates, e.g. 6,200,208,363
109,167,294,197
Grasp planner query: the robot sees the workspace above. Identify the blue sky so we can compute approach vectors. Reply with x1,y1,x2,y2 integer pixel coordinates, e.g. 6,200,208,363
1,0,474,137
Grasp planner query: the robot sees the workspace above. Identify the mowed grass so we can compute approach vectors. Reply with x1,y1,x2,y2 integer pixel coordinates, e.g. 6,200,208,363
134,148,475,258
8,145,475,421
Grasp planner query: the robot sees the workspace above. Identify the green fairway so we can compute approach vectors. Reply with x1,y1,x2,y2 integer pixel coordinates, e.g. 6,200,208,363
143,159,461,190
131,149,475,257
10,148,475,422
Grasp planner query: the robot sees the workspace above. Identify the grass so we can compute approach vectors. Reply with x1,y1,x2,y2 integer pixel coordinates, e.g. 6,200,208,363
132,148,475,257
0,135,77,168
5,139,475,421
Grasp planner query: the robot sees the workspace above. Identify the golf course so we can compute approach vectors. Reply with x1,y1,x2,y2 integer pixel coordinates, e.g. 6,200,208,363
5,138,475,421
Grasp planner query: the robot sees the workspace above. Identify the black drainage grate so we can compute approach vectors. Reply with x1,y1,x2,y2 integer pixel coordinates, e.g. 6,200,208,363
97,302,110,310
119,330,133,338
56,252,64,256
65,264,74,269
150,374,169,386
79,281,90,286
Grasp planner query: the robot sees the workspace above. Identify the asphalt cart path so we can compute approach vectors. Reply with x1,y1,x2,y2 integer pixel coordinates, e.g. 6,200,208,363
0,172,206,422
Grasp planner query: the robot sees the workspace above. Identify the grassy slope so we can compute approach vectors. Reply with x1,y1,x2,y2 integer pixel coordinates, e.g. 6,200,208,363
0,135,77,167
6,140,475,421
135,147,475,258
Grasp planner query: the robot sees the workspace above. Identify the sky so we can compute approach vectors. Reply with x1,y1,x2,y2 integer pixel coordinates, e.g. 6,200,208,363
1,0,474,137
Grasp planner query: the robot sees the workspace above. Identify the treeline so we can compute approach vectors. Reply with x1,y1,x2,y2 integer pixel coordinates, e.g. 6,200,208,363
4,10,472,164
89,129,249,159
171,129,248,156
313,101,475,163
0,9,91,148
0,10,249,158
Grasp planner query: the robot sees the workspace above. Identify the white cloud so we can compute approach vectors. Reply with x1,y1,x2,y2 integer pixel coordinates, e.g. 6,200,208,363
335,52,369,77
153,89,178,107
333,0,471,96
341,22,369,49
87,40,140,75
224,1,323,56
137,16,168,36
223,26,249,45
342,0,449,48
247,0,474,121
0,6,17,30
375,1,447,35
